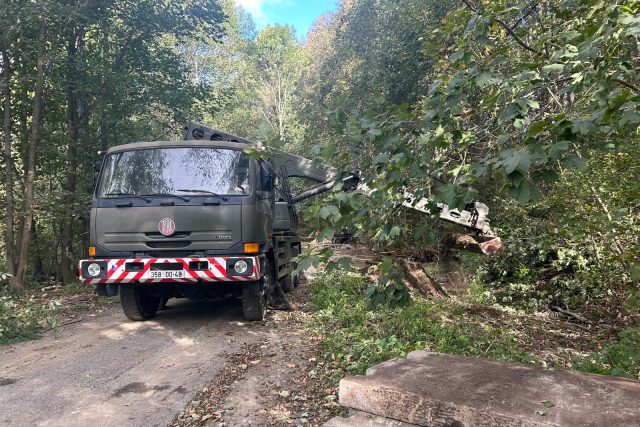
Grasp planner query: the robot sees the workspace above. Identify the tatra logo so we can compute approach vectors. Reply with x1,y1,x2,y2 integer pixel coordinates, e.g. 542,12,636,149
158,218,176,236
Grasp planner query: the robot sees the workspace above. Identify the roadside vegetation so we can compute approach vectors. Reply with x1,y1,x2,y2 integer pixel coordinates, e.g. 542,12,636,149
308,270,640,380
0,278,112,345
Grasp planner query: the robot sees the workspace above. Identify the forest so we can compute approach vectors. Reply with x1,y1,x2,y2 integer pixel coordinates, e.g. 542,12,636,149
0,0,639,375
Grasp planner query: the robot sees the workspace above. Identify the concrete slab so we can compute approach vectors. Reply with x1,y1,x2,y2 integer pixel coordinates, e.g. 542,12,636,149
325,411,417,427
339,351,640,427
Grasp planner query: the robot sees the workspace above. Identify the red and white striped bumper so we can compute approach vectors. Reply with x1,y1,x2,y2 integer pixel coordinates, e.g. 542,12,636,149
78,257,260,284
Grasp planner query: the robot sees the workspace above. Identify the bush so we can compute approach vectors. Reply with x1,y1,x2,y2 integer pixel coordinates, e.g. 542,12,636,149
309,271,535,382
572,326,640,380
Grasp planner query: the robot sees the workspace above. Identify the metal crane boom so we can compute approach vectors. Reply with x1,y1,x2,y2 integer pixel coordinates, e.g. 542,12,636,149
182,121,502,254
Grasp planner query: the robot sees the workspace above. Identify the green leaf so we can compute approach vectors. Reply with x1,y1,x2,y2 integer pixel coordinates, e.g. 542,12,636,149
620,110,640,125
373,153,390,164
571,120,596,135
319,205,340,221
476,73,499,88
437,184,457,205
549,141,570,159
501,150,532,174
516,98,540,110
526,121,549,136
449,50,464,63
517,180,532,204
388,225,401,240
541,64,565,74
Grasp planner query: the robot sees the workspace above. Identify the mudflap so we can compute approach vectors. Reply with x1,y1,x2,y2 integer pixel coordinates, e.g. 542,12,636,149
96,283,119,297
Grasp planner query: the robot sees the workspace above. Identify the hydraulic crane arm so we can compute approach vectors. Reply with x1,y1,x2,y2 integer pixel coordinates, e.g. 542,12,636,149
182,122,502,254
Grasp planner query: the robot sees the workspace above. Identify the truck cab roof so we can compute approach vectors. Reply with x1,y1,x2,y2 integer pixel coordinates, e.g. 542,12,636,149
106,139,253,154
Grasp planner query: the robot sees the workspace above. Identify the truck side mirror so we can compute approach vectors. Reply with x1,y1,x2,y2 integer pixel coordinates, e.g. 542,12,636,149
260,162,274,191
93,160,103,190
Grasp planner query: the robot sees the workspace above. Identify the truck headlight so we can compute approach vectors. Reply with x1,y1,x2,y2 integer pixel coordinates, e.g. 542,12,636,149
87,263,102,277
234,260,249,274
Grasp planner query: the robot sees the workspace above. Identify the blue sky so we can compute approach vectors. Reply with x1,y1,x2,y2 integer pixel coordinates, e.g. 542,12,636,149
234,0,338,37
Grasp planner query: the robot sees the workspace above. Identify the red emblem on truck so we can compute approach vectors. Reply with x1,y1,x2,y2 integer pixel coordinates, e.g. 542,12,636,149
158,218,176,236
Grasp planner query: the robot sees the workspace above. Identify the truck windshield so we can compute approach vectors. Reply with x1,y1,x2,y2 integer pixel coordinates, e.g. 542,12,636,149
99,147,250,197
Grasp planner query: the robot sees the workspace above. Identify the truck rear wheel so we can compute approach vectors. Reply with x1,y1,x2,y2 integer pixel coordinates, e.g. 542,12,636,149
280,275,294,293
120,285,160,321
291,245,302,288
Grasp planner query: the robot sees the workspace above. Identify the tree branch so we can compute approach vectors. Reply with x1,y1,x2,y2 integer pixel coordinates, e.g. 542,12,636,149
612,78,640,93
459,0,546,57
458,0,639,94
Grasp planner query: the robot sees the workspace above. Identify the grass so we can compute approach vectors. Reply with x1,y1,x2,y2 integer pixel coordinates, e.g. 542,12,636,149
308,271,537,383
571,326,640,379
308,270,640,382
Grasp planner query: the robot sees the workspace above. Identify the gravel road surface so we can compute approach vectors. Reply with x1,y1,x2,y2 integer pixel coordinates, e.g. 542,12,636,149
0,298,283,427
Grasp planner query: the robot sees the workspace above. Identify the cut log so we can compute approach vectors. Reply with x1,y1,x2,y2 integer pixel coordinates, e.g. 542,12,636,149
402,261,449,298
338,351,640,427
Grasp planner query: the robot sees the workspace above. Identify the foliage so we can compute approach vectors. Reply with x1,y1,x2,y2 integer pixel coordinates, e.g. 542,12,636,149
572,325,640,379
0,293,60,344
204,4,309,149
365,257,410,309
476,143,639,315
298,0,639,319
309,271,536,382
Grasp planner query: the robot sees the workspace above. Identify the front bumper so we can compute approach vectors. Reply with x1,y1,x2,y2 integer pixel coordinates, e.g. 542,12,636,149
78,256,260,284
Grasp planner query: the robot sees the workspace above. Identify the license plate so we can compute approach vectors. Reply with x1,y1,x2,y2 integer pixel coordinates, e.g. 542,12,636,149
147,270,184,279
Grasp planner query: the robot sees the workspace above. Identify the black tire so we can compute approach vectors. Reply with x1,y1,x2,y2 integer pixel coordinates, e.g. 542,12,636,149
120,285,160,321
291,245,301,288
280,275,294,293
242,283,267,321
242,257,273,321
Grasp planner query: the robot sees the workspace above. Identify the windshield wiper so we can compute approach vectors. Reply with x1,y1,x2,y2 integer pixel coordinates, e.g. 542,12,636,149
177,189,229,201
140,192,191,202
104,192,151,203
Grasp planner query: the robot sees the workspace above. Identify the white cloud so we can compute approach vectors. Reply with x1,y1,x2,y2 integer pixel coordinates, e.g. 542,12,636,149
234,0,289,26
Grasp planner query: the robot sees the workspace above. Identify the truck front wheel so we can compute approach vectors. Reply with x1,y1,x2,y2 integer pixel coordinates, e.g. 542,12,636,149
120,285,160,321
242,257,274,321
241,282,267,321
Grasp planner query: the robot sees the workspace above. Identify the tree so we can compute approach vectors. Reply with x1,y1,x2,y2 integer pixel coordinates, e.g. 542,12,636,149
250,25,309,147
0,0,226,289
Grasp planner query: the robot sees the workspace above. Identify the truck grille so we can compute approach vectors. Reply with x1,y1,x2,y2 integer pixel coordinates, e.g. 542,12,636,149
146,241,191,249
145,232,191,239
150,262,184,271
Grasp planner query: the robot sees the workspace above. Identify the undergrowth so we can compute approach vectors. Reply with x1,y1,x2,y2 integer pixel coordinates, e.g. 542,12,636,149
0,294,61,344
0,280,98,345
309,270,640,382
572,326,640,379
309,271,537,383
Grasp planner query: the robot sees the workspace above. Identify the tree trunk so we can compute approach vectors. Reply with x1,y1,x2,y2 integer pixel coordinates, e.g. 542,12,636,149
14,39,46,289
0,35,16,279
60,30,79,284
30,219,44,282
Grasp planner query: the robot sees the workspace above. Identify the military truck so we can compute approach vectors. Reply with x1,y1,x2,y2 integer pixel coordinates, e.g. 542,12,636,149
78,122,501,321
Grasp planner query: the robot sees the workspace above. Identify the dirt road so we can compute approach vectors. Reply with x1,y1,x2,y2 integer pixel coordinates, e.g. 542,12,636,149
0,290,326,427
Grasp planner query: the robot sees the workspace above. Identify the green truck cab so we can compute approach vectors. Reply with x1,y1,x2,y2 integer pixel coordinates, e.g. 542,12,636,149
79,135,303,321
